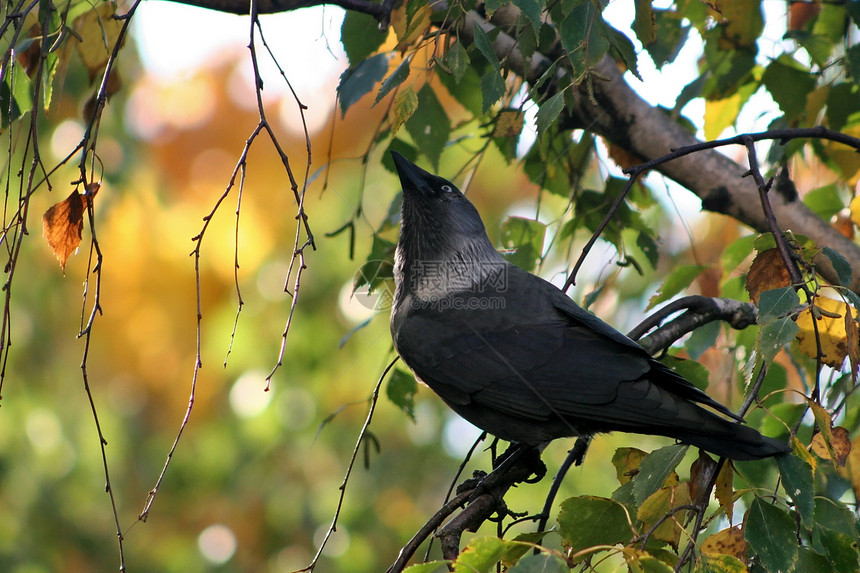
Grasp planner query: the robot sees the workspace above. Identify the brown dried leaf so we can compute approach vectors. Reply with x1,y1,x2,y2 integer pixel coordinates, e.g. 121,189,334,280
688,450,717,505
42,184,99,270
831,209,855,240
811,426,851,466
493,109,524,138
745,248,791,304
714,461,735,523
607,142,646,172
846,304,859,383
701,525,747,562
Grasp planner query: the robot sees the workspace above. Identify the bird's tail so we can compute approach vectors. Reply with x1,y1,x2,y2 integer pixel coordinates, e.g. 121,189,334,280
670,419,789,461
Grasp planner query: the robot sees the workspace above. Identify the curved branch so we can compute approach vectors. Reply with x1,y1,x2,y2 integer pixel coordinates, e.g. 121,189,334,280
628,296,758,353
165,0,389,19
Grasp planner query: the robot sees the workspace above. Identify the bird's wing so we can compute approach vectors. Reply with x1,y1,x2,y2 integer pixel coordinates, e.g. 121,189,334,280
394,271,738,431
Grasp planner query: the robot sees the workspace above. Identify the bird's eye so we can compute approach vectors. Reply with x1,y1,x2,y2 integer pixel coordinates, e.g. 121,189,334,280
441,185,453,193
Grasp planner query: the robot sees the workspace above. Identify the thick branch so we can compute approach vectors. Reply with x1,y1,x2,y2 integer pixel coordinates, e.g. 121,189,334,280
164,0,389,19
567,57,860,291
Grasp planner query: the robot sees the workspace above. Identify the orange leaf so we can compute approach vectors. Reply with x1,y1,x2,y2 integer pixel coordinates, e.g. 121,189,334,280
701,525,747,562
42,184,98,270
714,462,735,523
745,248,791,304
811,426,852,467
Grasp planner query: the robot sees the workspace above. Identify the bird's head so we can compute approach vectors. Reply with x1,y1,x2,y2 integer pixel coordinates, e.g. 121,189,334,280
390,152,503,299
391,152,489,246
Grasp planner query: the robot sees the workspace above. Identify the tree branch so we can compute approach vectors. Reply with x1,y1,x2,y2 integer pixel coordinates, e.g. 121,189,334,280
165,0,389,20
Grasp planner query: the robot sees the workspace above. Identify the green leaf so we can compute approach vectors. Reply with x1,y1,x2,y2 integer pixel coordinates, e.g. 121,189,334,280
404,561,449,573
757,316,799,362
645,9,689,70
826,83,860,131
762,55,817,121
686,320,721,361
559,2,609,82
445,40,470,84
818,527,860,570
454,536,507,573
605,25,641,80
0,63,33,130
701,42,755,100
500,217,546,271
803,183,845,220
387,368,417,421
382,138,418,174
480,70,507,112
437,61,483,116
632,444,688,506
473,22,500,70
814,497,860,539
512,0,542,33
721,234,756,272
647,264,707,309
757,287,800,323
822,246,853,287
507,553,569,573
535,92,565,135
692,554,747,573
338,53,389,116
341,11,387,66
405,85,451,169
794,547,834,573
744,498,799,572
376,56,411,103
632,0,655,46
776,454,814,528
636,231,659,269
847,44,860,83
659,355,709,391
558,496,632,551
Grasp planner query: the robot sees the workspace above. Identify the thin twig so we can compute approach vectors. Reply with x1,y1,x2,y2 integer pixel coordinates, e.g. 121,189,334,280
299,357,398,572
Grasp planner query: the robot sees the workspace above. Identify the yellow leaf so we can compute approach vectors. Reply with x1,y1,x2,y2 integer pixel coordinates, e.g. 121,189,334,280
705,94,743,140
390,4,431,50
714,462,735,523
637,485,691,549
811,426,851,466
795,297,854,368
701,525,747,562
73,3,124,83
850,195,860,228
845,434,860,500
611,447,648,485
391,87,418,136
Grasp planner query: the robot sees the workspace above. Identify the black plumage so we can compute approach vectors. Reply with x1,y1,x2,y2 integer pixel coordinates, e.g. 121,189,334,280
389,152,788,461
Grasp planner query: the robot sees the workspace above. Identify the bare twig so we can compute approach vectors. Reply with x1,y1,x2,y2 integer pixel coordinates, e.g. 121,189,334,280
300,358,398,572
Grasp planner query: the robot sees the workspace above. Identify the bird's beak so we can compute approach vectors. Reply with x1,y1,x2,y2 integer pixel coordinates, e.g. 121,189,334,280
391,151,432,195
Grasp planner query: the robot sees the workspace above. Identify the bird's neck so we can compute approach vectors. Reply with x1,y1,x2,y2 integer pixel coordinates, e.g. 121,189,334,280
394,230,506,302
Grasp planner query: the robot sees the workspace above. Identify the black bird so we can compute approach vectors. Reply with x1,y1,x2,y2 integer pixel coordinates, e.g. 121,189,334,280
389,152,789,461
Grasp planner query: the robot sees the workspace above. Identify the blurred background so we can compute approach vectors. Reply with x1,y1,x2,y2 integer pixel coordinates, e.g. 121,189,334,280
0,1,838,572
